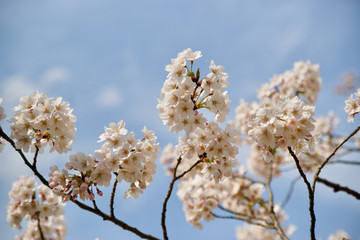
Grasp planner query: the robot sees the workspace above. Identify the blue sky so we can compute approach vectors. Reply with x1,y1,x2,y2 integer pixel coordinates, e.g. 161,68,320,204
0,0,360,239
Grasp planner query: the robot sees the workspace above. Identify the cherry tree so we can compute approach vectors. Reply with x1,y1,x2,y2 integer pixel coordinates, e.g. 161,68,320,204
1,49,358,240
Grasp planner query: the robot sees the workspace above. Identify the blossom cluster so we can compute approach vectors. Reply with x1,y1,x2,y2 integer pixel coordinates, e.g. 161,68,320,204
7,176,66,240
344,88,360,122
257,60,322,104
9,91,77,153
158,49,239,182
157,48,231,134
49,120,159,200
161,122,238,183
248,96,317,162
177,167,293,233
48,153,105,202
228,61,322,177
96,122,160,199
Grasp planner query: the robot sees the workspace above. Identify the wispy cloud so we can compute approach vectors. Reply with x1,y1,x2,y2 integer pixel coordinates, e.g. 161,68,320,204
96,87,123,108
0,66,71,108
40,66,70,85
0,76,36,107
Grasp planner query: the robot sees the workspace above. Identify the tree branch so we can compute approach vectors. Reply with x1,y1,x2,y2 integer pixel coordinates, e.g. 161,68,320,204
161,156,203,240
33,145,40,167
110,176,118,218
0,128,160,240
317,177,360,200
288,147,316,240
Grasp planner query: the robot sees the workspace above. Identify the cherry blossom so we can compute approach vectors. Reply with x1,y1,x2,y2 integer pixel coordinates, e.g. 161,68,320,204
7,176,66,240
10,91,76,154
345,88,360,122
158,48,231,134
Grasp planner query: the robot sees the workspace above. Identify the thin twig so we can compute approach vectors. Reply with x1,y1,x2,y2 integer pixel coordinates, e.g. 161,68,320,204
161,156,203,240
218,205,271,225
288,147,316,240
110,175,118,218
281,176,301,208
317,177,360,200
232,174,267,185
328,160,360,166
313,126,360,185
175,159,203,180
211,212,274,229
0,128,160,240
265,162,289,240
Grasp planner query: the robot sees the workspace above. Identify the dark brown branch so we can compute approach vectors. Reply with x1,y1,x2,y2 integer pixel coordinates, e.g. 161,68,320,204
0,128,159,240
161,156,203,240
288,147,316,240
317,177,360,200
161,156,182,240
33,145,40,167
110,176,118,218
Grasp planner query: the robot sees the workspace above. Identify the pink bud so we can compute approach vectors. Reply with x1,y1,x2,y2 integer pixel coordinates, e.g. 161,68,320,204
96,188,103,196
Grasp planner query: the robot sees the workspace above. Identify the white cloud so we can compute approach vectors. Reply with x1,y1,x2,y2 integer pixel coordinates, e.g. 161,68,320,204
0,66,71,108
96,87,123,108
0,76,36,107
40,66,70,85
